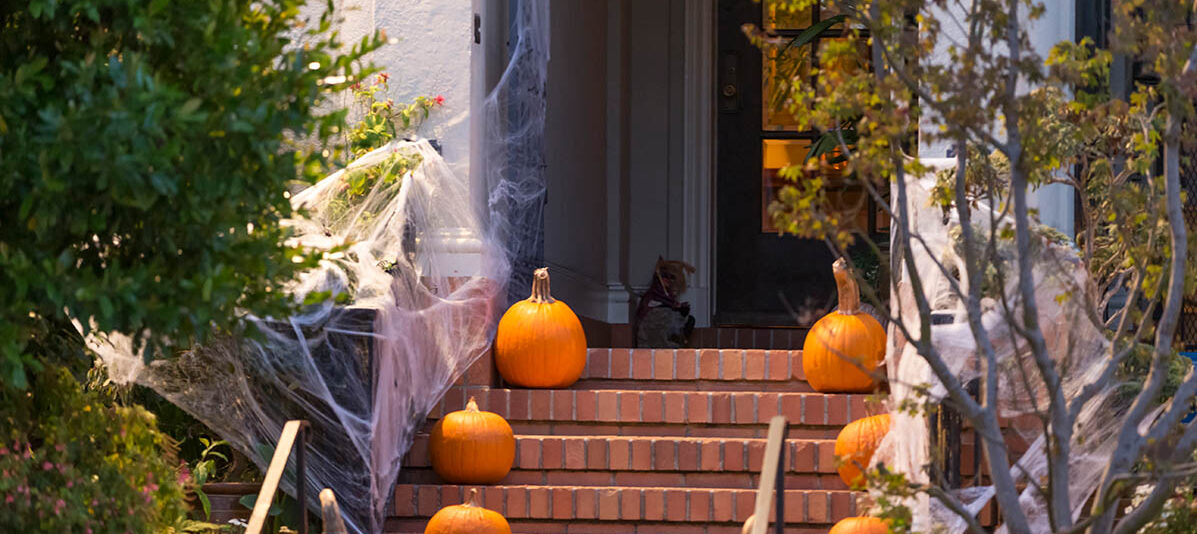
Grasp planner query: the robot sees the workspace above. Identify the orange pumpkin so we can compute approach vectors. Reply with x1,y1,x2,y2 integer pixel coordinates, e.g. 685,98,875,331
494,268,587,388
429,397,515,484
424,488,511,534
802,258,886,392
829,516,889,534
834,413,891,488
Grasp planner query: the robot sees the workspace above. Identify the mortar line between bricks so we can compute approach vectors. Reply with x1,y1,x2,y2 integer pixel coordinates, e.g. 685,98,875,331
753,393,759,424
717,350,724,380
788,349,794,381
638,390,644,422
671,348,678,380
740,350,747,380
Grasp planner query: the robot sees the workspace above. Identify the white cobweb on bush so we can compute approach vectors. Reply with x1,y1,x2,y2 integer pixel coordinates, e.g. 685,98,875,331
870,158,1141,533
83,2,550,533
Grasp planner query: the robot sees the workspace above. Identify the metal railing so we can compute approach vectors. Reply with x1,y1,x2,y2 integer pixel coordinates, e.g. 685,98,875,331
743,415,790,534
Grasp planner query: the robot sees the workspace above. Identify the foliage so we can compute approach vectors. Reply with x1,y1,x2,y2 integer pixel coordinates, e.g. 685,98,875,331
322,75,443,226
0,0,383,387
1138,485,1197,534
0,367,219,533
754,0,1197,531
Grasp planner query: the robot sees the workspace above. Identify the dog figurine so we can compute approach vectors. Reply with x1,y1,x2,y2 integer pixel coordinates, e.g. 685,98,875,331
635,257,696,348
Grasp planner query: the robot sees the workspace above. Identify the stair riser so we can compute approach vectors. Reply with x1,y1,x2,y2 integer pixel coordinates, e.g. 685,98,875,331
406,436,842,477
393,485,856,526
386,519,831,534
398,468,846,490
431,389,878,428
583,349,804,383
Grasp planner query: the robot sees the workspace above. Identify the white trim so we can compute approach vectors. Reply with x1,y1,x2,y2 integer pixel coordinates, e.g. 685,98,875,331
681,0,716,327
546,261,631,323
605,0,630,322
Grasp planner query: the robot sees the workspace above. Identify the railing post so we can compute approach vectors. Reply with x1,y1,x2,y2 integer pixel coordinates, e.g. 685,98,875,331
749,416,789,534
296,422,310,534
245,420,310,534
774,419,788,534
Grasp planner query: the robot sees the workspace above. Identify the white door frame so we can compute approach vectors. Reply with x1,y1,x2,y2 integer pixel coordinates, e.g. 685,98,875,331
681,0,716,327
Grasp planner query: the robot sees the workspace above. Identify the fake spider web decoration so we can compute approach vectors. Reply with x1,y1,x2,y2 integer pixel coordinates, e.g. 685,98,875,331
84,2,550,533
870,158,1152,533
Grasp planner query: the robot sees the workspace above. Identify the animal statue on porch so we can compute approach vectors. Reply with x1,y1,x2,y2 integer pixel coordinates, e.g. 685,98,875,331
634,257,696,348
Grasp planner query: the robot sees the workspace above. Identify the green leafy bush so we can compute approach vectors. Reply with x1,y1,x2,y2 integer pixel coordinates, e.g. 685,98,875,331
0,368,211,533
0,0,381,386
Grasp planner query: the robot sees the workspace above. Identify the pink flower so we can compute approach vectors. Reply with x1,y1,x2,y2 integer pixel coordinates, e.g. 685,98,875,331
5,495,13,504
54,444,64,452
42,461,53,471
434,95,445,106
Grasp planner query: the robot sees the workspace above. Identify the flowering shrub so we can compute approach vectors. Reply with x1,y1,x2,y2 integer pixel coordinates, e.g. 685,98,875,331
0,368,204,533
323,74,445,225
1136,484,1197,534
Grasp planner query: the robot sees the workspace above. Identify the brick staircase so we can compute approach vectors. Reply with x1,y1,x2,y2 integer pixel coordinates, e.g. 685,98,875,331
387,348,873,533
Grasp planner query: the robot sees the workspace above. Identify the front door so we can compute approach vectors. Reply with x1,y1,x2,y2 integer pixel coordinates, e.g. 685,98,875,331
715,0,883,327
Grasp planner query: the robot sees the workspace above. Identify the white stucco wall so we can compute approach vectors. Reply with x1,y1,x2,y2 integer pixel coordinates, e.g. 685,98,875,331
305,0,474,180
919,2,1075,236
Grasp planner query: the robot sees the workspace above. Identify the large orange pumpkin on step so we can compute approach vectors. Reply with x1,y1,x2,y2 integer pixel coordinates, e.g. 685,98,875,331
424,488,511,534
829,516,889,534
429,397,515,484
834,413,891,488
802,258,886,392
495,268,587,388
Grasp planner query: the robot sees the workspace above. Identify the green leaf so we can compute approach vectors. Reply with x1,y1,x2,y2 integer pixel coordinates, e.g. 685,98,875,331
783,15,847,53
178,98,202,117
198,491,212,520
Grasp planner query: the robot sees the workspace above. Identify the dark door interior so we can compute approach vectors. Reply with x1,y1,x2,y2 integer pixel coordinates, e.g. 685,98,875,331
715,0,886,327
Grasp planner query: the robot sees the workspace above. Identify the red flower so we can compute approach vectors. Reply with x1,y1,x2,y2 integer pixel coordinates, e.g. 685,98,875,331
377,73,389,85
434,95,445,106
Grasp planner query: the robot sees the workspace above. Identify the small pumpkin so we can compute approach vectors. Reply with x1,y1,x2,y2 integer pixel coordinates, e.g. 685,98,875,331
834,413,891,488
494,267,587,388
424,488,511,534
802,258,886,392
429,397,515,484
829,516,889,534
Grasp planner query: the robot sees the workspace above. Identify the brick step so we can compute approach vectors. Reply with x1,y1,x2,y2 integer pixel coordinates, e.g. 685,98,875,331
430,388,878,430
402,435,848,489
579,348,806,385
492,421,845,440
385,519,830,534
391,484,857,527
399,467,845,491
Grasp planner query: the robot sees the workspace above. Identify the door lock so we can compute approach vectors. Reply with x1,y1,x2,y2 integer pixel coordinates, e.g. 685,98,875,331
719,52,741,112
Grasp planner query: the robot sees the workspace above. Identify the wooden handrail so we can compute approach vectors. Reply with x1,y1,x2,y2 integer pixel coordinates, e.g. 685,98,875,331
744,415,789,534
320,488,349,534
246,420,311,534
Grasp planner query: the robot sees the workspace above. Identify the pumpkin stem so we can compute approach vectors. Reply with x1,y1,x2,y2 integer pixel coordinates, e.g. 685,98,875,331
464,488,479,508
528,267,556,304
465,397,479,412
832,258,861,315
